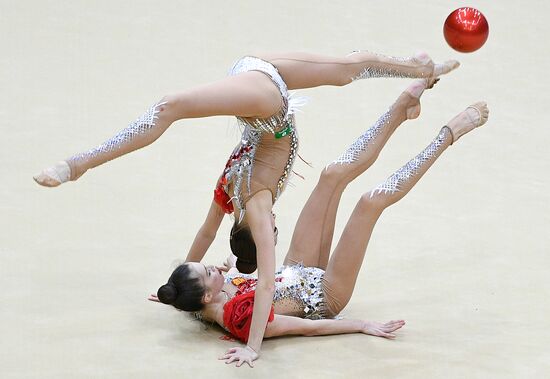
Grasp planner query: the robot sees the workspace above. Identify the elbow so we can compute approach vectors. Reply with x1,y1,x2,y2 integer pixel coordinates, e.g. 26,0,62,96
255,282,275,296
257,273,276,294
199,225,217,241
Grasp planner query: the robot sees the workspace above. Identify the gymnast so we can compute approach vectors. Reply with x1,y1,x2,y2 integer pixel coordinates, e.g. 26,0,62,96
34,51,460,366
149,78,489,367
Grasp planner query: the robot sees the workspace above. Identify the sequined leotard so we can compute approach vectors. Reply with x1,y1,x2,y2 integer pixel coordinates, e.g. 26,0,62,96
214,57,302,222
219,265,327,342
225,264,327,320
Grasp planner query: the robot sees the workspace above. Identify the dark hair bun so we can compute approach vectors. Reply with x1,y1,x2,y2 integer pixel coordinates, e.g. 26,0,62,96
157,283,178,304
230,224,257,274
236,259,257,274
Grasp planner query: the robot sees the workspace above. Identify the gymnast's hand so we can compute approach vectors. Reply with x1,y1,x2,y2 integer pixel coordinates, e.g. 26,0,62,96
219,253,237,272
219,346,258,368
361,320,406,339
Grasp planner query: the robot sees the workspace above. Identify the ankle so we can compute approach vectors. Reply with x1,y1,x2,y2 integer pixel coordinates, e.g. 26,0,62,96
65,159,85,181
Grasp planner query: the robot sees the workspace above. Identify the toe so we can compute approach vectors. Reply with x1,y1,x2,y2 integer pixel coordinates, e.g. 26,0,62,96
467,102,489,127
447,60,460,70
434,60,460,76
33,173,61,187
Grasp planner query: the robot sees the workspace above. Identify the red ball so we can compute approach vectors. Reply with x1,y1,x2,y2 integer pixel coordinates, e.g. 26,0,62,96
444,7,489,53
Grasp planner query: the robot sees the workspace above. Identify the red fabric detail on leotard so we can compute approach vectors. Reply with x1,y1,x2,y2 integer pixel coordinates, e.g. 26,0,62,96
213,142,257,214
234,278,257,295
222,291,274,343
214,178,234,214
213,154,234,214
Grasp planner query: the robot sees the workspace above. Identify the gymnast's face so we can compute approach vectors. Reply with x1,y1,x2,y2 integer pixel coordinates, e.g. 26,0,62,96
187,262,224,300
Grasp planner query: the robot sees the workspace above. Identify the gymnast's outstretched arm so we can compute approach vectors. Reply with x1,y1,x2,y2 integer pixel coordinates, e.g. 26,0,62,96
184,200,225,263
220,191,276,367
263,314,405,339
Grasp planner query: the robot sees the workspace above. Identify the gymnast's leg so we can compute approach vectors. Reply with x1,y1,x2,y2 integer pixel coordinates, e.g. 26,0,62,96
33,71,283,187
322,102,489,316
257,51,459,89
283,79,432,268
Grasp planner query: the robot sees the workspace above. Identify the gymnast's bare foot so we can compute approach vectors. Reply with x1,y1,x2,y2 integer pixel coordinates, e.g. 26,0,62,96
403,79,435,120
412,51,460,79
33,161,71,187
446,102,490,143
348,50,459,80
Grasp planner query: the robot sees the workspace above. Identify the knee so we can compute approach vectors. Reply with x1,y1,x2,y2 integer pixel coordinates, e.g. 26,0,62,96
157,93,190,122
358,191,388,213
323,289,348,317
253,77,284,118
325,301,345,318
319,165,348,190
